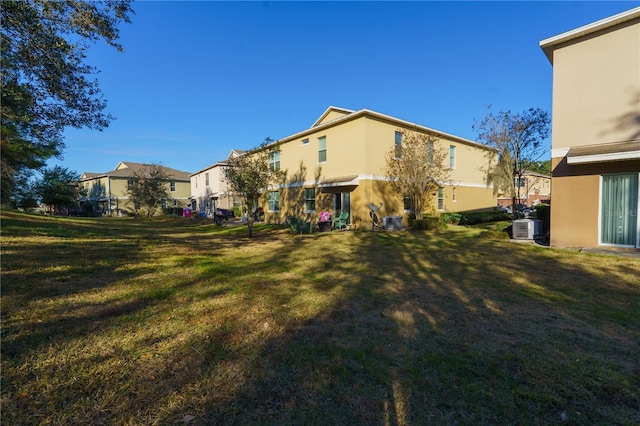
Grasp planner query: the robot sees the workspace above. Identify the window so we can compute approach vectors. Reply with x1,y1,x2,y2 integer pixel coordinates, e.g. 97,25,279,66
318,136,327,163
403,195,413,212
302,138,309,145
170,181,176,192
233,197,242,207
127,178,134,190
304,187,316,212
515,177,526,188
452,187,457,202
394,131,402,159
438,188,445,210
601,173,639,246
205,173,209,186
449,145,456,169
269,151,280,171
268,191,279,211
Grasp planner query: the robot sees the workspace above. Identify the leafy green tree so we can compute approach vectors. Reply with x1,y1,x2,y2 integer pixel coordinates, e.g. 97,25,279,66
224,138,283,237
34,166,81,214
126,163,171,220
474,107,550,219
1,0,133,205
526,159,551,176
385,130,451,220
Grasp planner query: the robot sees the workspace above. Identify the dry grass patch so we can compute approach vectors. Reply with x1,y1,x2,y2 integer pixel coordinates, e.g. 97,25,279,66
1,211,639,425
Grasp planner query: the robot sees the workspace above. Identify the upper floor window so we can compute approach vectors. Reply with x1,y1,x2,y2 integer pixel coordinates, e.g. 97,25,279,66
449,145,456,169
302,138,309,145
515,177,526,187
438,188,445,210
269,151,280,171
318,136,327,163
205,172,209,186
268,190,279,211
127,178,134,190
170,181,176,192
394,131,402,159
304,187,316,212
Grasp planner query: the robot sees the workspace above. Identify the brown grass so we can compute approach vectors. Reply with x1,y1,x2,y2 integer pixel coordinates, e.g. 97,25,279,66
1,211,639,425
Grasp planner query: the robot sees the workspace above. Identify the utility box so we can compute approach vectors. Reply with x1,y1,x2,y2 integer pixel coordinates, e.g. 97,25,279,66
512,219,541,240
383,216,403,230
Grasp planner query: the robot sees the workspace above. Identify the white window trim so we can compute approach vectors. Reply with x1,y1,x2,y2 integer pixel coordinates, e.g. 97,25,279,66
449,145,456,170
598,173,640,248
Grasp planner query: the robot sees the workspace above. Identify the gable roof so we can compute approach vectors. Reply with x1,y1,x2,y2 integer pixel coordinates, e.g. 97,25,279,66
275,106,495,152
81,162,191,181
190,149,248,176
311,106,356,128
540,7,640,63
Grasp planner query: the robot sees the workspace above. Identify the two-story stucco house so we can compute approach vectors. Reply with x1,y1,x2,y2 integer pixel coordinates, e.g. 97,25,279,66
540,7,640,249
80,162,191,216
189,150,244,217
496,171,551,208
253,106,496,229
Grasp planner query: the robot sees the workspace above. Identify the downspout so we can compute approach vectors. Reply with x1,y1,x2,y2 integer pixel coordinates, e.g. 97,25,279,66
107,176,112,216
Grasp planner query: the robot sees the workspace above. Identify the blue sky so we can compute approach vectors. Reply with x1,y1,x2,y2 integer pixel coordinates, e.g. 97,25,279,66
51,1,639,175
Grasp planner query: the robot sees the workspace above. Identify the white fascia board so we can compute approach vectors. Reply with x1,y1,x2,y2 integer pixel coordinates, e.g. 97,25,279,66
551,148,570,159
540,7,640,62
567,150,640,164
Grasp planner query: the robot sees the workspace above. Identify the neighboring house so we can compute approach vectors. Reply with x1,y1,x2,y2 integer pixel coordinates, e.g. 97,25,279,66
496,171,551,208
253,106,496,228
540,7,640,249
190,150,244,217
79,162,191,216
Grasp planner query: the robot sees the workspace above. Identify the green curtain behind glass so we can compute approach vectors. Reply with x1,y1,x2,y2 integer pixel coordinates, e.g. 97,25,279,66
601,174,638,246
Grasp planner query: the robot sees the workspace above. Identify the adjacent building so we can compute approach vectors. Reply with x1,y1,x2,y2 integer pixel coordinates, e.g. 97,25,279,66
540,7,640,249
189,150,244,217
496,171,551,208
251,106,497,229
79,162,191,216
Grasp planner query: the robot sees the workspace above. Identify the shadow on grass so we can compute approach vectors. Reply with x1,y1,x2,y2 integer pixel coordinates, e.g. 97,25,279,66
2,212,639,425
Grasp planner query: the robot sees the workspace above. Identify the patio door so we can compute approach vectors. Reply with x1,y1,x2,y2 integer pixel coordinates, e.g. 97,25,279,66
334,192,351,223
600,173,640,247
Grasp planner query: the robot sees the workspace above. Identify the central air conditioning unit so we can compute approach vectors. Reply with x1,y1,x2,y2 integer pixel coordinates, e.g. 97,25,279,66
383,216,403,230
512,219,541,240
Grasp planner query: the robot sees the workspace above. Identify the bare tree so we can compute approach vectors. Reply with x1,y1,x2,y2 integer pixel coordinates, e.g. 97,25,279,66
223,138,283,237
385,130,451,220
127,163,170,220
474,107,550,219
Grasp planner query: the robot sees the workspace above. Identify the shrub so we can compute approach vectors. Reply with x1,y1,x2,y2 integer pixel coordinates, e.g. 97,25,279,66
459,210,511,225
411,216,441,231
535,204,550,234
440,212,462,225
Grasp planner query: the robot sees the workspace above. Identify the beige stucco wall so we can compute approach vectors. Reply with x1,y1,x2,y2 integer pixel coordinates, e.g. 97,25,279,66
81,176,190,215
546,14,640,248
190,164,233,213
551,158,640,247
261,111,496,226
551,19,640,150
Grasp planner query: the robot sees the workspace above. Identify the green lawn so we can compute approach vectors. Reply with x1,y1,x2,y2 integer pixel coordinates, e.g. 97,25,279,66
1,211,639,425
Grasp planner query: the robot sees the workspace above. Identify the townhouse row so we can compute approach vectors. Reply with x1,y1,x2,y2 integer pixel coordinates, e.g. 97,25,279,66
189,106,499,229
79,106,505,227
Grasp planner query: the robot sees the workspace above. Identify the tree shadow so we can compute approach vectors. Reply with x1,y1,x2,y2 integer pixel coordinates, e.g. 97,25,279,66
3,213,639,425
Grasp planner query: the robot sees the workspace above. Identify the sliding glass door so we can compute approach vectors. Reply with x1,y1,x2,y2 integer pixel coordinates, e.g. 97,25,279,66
601,173,639,247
